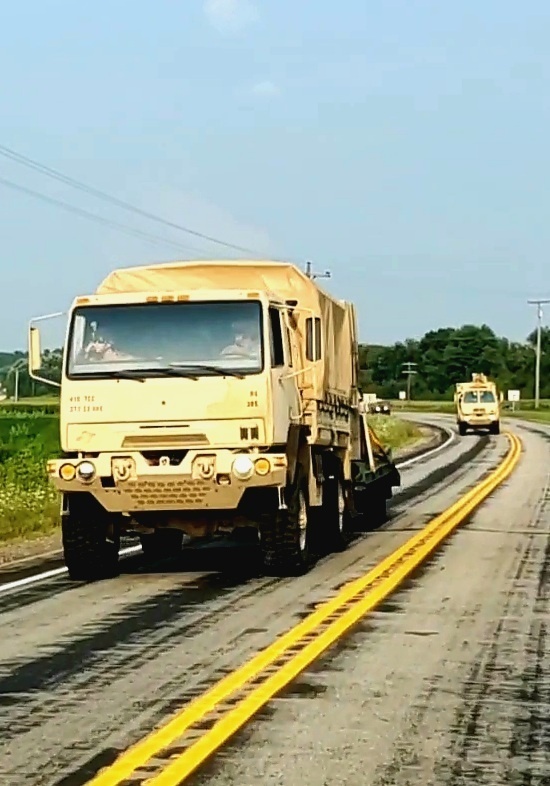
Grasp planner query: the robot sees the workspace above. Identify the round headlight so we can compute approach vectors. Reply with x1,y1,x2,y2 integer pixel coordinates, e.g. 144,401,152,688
59,463,76,481
254,458,271,476
232,455,254,480
77,460,96,482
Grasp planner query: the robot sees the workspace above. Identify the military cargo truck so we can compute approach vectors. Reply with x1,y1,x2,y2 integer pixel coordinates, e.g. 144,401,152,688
454,373,503,436
29,260,400,580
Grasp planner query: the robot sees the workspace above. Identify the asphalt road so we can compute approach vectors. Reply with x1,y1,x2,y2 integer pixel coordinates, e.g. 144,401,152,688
0,418,547,786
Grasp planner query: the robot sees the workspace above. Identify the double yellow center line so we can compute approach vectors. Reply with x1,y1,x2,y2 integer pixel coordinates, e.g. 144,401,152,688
87,431,522,786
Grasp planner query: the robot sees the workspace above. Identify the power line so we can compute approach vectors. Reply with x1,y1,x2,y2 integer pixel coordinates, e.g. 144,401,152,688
0,175,212,256
0,142,274,258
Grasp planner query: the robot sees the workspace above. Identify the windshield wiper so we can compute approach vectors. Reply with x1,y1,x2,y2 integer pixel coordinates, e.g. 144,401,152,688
105,370,147,383
169,363,244,379
155,367,199,380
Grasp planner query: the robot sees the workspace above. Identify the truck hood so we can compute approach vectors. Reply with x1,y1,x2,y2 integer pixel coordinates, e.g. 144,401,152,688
61,376,269,452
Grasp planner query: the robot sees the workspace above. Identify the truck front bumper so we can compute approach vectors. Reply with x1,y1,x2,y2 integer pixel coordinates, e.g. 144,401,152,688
463,414,498,427
47,450,287,513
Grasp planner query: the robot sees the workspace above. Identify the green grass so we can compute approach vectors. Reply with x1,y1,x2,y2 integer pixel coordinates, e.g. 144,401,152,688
0,396,60,415
391,399,550,425
0,395,60,405
391,398,550,412
0,412,60,544
368,415,423,451
506,409,550,423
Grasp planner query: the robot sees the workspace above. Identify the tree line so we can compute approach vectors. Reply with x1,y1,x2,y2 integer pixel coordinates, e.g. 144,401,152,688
0,350,62,399
1,322,548,401
359,324,550,400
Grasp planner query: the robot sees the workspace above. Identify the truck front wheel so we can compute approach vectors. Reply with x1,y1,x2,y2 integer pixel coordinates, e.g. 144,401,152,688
458,421,467,436
62,493,120,581
490,420,501,435
260,470,313,576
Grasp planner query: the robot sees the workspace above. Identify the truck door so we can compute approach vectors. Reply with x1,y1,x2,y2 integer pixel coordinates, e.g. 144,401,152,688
268,307,300,442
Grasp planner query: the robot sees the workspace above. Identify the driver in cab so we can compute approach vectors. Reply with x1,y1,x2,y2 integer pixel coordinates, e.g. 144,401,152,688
84,326,135,362
220,321,260,360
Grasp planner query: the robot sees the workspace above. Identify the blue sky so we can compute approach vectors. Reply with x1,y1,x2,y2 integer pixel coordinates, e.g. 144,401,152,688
1,0,549,350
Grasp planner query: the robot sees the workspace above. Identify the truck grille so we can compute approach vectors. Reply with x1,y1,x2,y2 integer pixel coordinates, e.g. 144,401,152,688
125,480,209,507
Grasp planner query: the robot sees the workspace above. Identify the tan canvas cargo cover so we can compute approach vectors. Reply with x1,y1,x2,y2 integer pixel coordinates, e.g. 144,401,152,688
96,260,357,400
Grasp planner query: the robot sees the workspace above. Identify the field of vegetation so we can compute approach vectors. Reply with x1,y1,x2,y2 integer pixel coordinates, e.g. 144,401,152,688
368,414,422,450
0,407,60,544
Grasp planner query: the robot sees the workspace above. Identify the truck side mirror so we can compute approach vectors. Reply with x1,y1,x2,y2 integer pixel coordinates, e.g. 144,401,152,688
500,392,504,403
29,326,42,372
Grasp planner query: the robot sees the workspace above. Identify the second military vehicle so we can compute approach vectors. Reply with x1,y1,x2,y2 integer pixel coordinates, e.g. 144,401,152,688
454,373,503,436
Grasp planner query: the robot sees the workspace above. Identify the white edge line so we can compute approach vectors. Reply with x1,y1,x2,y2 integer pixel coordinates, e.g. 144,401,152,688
0,425,455,596
0,545,143,595
395,425,455,469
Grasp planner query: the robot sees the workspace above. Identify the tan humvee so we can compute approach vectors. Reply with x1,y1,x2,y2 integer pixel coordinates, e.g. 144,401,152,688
454,373,503,436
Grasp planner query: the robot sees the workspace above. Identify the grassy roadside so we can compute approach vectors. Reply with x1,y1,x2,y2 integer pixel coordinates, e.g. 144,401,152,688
368,414,423,451
506,410,550,424
0,412,60,544
391,399,550,425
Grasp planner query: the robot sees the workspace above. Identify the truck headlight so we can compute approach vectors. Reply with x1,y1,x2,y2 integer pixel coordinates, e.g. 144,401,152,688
59,463,76,481
77,460,96,482
232,455,254,480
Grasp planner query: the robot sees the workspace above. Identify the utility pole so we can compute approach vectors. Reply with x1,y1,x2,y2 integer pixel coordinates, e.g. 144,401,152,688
527,299,550,409
402,361,418,401
305,260,331,281
9,358,27,403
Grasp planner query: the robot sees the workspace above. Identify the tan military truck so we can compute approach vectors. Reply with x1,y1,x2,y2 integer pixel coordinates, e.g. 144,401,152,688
454,373,503,436
28,260,400,580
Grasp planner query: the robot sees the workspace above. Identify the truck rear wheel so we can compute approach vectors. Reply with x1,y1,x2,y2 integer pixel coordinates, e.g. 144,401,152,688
62,493,120,581
320,460,350,554
260,469,313,576
139,529,184,563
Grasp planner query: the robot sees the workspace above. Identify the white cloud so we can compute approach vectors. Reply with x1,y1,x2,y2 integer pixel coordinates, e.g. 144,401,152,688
203,0,259,34
251,80,281,98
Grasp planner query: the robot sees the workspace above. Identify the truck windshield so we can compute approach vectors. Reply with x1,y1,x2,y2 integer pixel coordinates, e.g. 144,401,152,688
463,392,478,403
66,300,264,378
479,391,495,403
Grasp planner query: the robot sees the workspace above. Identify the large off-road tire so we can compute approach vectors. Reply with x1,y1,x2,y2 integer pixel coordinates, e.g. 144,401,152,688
319,458,350,554
139,528,184,562
260,468,313,576
458,421,467,436
490,420,501,435
62,493,120,582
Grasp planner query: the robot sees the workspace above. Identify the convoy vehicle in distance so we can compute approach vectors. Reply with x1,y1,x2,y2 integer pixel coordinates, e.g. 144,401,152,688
29,259,401,581
454,373,503,436
369,400,391,416
362,394,391,415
